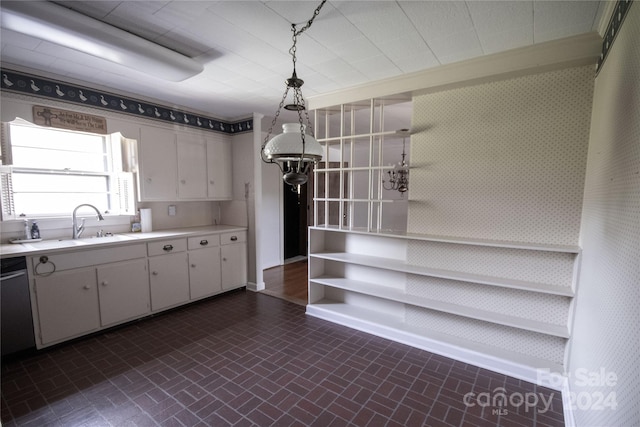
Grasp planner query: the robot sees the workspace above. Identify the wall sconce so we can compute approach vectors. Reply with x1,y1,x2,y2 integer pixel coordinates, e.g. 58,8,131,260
382,129,411,195
260,1,326,189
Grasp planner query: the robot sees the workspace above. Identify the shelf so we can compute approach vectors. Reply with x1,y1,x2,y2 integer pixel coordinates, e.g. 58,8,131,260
306,301,564,373
310,252,574,297
310,226,581,253
310,277,570,338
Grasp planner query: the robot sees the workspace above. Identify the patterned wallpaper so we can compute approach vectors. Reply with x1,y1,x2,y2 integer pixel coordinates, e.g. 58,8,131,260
570,2,640,425
0,69,252,134
408,65,594,246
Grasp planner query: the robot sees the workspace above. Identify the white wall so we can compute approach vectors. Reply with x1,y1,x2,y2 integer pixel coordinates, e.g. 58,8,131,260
220,130,257,286
409,65,594,245
568,4,640,426
260,121,285,269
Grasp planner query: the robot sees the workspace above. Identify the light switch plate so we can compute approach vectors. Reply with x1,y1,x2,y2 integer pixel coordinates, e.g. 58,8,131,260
168,205,176,216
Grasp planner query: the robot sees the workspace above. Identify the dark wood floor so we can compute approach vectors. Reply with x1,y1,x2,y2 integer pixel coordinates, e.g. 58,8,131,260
262,259,308,306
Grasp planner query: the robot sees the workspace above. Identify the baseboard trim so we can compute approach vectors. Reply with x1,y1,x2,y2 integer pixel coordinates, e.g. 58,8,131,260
306,305,567,391
246,281,264,292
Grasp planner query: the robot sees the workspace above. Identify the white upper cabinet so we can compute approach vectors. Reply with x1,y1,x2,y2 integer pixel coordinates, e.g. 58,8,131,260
135,125,232,202
138,126,178,201
206,136,232,200
177,134,208,199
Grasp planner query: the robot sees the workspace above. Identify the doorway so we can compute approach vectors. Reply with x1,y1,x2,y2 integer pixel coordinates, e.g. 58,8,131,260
283,181,310,262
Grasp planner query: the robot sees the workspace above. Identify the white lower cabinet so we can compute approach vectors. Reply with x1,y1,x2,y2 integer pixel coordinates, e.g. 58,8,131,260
31,244,149,346
28,228,246,349
148,239,189,311
33,268,100,345
188,235,222,300
220,232,247,290
97,259,150,327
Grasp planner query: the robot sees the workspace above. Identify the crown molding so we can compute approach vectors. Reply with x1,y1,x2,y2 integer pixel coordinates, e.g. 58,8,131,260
596,0,634,75
308,32,602,110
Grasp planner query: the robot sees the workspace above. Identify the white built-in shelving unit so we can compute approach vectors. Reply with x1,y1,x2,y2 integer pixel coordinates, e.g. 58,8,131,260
307,226,581,376
309,97,581,382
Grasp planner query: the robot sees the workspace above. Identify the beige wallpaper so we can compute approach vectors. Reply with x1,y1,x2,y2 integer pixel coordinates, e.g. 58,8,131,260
408,65,594,245
569,3,640,426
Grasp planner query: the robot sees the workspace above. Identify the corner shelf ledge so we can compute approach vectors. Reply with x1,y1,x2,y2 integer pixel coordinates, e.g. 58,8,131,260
310,252,574,297
310,226,581,253
306,302,565,375
310,277,570,338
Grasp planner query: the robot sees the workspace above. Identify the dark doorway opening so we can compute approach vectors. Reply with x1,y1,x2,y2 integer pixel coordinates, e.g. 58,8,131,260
283,182,309,261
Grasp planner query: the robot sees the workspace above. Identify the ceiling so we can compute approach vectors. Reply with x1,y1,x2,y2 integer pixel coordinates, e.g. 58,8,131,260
0,1,605,122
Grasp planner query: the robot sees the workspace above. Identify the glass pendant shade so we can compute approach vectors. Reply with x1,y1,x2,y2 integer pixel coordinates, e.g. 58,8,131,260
263,123,323,162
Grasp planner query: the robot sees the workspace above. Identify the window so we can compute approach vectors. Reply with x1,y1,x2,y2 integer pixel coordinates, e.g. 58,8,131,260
0,120,134,219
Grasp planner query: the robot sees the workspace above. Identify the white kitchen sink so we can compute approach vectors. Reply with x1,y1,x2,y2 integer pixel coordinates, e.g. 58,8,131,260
24,239,89,250
79,234,138,243
24,234,138,250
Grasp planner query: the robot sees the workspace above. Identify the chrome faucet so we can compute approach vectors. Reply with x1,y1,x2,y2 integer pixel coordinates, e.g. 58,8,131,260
72,204,104,239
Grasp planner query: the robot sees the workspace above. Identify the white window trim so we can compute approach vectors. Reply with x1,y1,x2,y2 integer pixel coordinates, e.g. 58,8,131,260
0,119,135,221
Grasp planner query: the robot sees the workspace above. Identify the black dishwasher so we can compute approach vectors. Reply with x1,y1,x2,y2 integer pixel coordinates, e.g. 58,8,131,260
1,257,36,356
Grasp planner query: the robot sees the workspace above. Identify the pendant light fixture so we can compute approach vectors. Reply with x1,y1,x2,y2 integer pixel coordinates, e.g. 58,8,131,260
382,129,411,195
260,0,326,189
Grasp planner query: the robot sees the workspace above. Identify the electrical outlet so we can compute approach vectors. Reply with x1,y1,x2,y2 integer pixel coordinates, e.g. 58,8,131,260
168,205,176,216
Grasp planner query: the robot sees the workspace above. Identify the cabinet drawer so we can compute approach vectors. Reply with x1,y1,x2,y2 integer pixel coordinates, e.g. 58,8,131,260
30,244,147,273
220,231,246,245
188,235,220,250
147,238,187,256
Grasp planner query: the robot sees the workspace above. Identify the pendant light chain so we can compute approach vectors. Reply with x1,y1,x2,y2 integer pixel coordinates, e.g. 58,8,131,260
260,0,327,188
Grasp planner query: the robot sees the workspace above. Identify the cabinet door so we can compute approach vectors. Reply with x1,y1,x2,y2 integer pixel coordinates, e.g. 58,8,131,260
34,269,100,345
221,243,248,290
97,259,150,327
148,253,189,311
138,126,177,201
188,247,222,300
206,137,232,200
177,134,208,199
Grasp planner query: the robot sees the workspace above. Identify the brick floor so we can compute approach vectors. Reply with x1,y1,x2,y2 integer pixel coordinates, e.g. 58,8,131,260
1,289,564,426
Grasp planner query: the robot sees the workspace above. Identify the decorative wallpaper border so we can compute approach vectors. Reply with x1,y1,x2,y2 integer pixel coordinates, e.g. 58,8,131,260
596,0,633,75
0,69,252,134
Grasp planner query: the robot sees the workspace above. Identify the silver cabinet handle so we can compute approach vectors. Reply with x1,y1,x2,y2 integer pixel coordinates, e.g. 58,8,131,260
200,239,208,246
152,271,158,276
163,244,173,252
101,281,108,286
83,285,90,290
230,236,238,241
191,264,196,268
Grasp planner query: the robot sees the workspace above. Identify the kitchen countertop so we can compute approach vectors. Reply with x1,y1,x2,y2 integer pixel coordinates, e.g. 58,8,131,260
0,225,247,258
